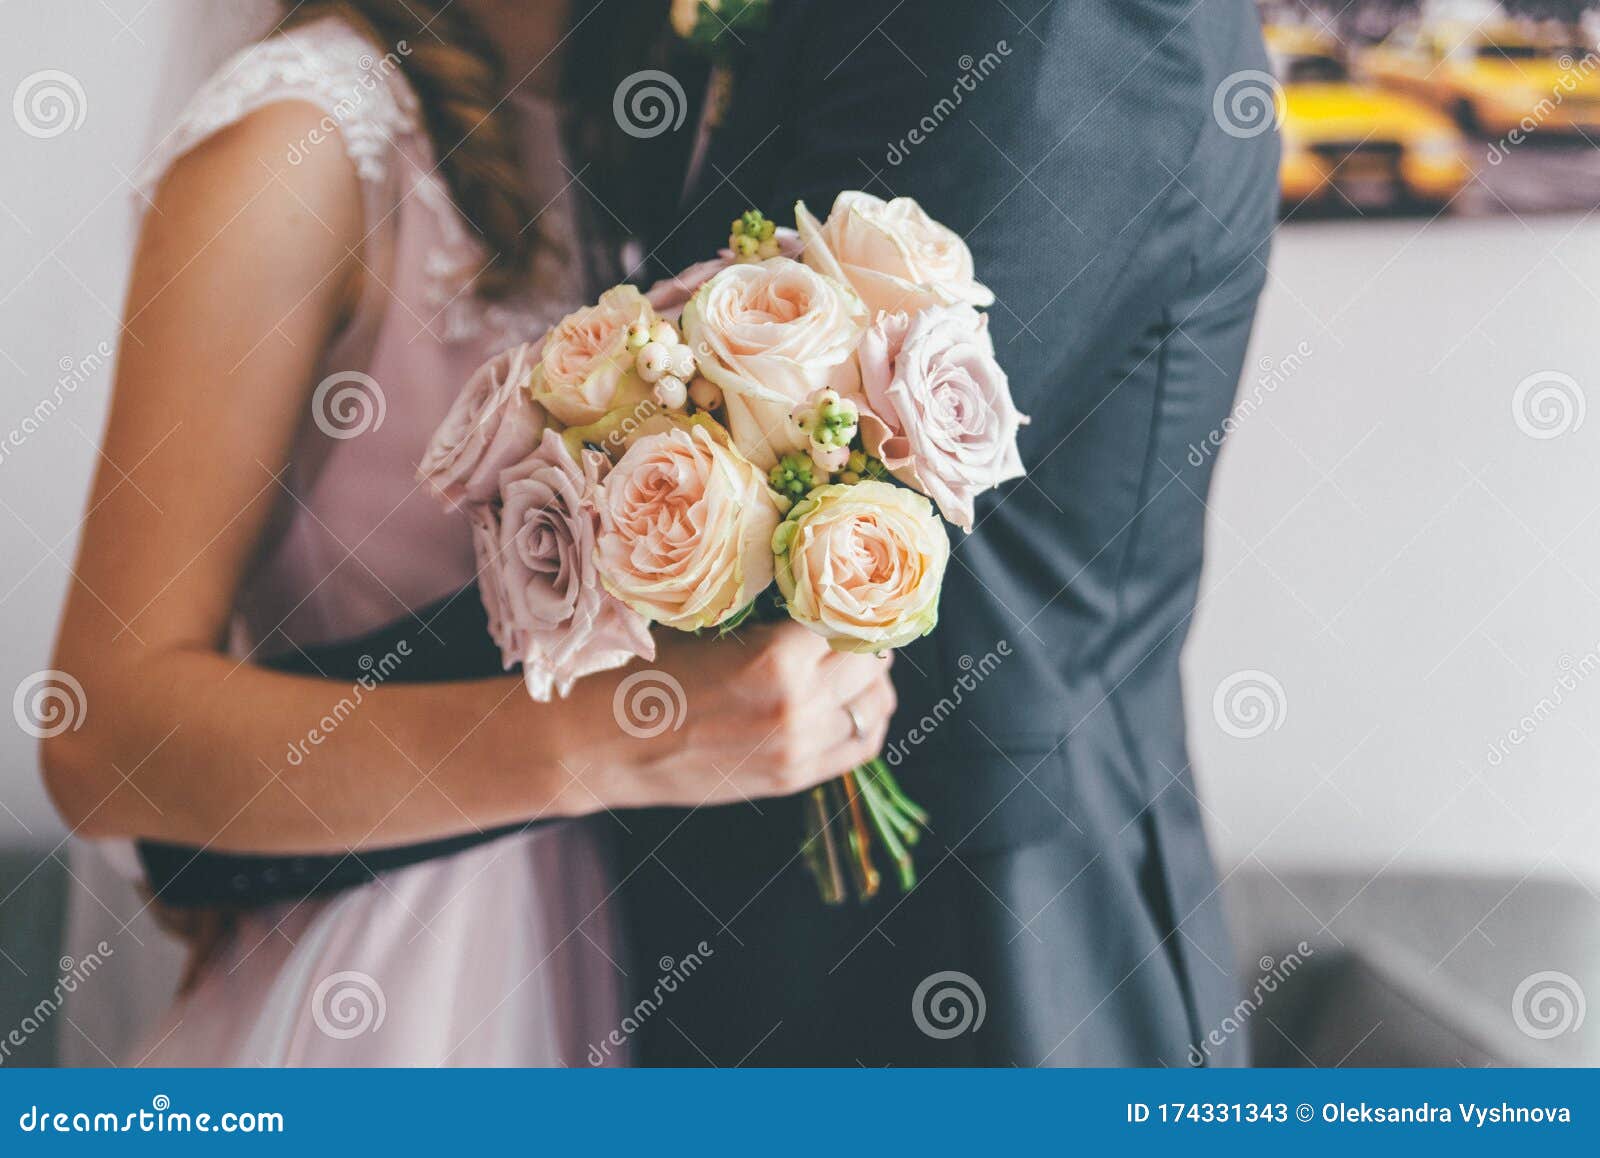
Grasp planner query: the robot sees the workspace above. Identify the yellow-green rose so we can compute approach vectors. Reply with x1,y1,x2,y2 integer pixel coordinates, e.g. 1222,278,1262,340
773,481,947,653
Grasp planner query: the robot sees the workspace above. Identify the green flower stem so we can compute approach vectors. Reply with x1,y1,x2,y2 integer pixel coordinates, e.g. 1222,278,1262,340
868,758,930,827
857,761,922,847
853,765,916,892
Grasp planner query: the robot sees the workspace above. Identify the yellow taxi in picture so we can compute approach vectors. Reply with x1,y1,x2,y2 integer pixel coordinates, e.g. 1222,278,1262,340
1359,22,1600,137
1266,26,1471,211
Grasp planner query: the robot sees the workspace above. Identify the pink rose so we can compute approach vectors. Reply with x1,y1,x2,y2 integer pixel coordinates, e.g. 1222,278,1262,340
469,503,517,662
856,305,1026,532
594,423,783,630
681,257,866,469
530,286,656,426
480,430,655,700
645,258,733,321
797,192,993,319
420,342,548,508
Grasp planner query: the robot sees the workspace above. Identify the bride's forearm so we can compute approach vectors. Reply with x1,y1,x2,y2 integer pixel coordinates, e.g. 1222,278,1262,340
40,646,604,853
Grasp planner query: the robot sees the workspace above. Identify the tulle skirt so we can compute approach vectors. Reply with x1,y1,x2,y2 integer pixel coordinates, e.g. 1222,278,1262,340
135,822,625,1066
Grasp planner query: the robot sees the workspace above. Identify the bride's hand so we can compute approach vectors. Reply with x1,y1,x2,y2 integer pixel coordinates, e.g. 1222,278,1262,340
573,623,896,810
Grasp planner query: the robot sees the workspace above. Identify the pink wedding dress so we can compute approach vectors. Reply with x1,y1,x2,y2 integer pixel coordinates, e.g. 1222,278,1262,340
91,15,625,1066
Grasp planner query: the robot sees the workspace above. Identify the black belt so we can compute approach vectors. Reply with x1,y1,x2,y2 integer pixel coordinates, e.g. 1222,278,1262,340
136,585,540,907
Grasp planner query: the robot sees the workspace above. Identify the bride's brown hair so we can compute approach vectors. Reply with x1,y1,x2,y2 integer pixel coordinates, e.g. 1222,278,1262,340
285,0,538,299
286,0,675,298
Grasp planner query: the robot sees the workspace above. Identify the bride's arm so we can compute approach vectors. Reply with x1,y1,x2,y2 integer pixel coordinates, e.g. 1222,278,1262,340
43,102,894,853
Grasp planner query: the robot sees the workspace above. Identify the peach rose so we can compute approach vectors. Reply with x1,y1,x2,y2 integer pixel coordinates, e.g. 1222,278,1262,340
681,257,866,469
773,481,948,653
419,342,548,508
796,192,993,319
593,423,783,630
530,286,655,426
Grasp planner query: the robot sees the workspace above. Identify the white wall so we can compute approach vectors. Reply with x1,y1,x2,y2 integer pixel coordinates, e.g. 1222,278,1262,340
1189,213,1600,887
1,0,277,851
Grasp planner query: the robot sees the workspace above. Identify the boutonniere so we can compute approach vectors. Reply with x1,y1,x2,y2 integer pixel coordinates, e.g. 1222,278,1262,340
671,0,771,64
672,0,770,127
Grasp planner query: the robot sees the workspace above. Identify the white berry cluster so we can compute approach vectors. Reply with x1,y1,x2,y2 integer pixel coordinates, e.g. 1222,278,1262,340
626,319,722,413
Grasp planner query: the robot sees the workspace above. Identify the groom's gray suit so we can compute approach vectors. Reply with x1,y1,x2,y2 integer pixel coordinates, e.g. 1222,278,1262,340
614,0,1279,1065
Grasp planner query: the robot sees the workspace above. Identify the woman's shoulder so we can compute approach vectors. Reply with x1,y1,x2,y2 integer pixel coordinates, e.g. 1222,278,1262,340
134,14,422,203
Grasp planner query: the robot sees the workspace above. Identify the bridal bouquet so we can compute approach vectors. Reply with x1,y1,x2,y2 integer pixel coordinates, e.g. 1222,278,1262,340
420,192,1027,903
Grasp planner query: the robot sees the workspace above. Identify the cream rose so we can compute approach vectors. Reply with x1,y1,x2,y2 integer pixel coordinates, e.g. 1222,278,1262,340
796,192,993,319
681,257,866,469
773,481,948,653
593,423,783,630
530,286,655,426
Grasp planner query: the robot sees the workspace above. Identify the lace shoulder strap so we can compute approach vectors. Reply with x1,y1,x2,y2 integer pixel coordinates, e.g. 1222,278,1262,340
133,16,420,207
